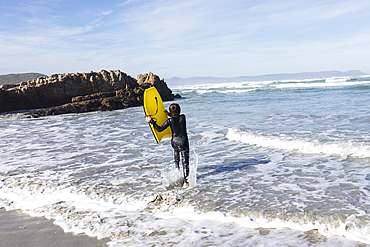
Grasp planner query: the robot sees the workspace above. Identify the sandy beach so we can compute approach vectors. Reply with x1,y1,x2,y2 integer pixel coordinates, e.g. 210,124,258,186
0,208,108,247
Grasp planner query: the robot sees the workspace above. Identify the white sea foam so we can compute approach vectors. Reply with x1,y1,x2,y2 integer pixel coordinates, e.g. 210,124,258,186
1,74,370,246
171,75,370,94
275,79,370,89
1,180,369,246
221,89,257,94
226,128,370,158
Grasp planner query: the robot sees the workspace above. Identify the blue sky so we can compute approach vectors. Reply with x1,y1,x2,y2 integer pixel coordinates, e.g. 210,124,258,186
1,0,369,78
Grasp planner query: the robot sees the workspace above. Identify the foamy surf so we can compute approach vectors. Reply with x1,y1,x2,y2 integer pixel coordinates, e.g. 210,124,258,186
161,149,198,189
1,180,370,246
1,74,370,246
171,75,370,95
226,128,370,158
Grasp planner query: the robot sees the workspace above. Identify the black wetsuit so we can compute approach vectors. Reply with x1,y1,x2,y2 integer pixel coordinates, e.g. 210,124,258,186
150,114,190,183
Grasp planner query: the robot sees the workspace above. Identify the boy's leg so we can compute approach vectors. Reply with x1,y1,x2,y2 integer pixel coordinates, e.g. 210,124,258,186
181,149,190,184
174,149,180,170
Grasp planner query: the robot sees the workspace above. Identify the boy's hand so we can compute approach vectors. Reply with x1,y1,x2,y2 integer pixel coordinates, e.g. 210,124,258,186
145,115,152,123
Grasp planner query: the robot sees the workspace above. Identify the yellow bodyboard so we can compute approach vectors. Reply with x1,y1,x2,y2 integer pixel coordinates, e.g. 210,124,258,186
143,87,172,143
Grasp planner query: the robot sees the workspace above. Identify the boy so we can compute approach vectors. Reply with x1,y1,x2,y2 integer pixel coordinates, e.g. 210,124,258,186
146,103,190,187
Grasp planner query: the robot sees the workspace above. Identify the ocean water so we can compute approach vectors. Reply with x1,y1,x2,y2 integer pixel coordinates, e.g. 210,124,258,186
1,74,370,246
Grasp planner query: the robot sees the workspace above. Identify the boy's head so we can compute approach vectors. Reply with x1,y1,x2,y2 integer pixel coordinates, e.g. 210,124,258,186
169,103,181,117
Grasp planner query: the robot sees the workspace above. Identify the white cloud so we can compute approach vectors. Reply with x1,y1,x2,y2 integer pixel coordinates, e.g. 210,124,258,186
1,0,370,77
102,10,113,16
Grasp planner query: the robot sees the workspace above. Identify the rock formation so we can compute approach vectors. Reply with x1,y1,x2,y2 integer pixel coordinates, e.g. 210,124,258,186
137,72,175,101
0,70,179,117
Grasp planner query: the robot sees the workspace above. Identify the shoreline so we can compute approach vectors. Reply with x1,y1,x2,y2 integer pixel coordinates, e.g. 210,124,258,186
0,208,109,247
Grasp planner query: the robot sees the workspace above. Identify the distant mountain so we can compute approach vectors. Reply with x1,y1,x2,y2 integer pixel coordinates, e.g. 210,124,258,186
166,70,367,85
0,73,46,85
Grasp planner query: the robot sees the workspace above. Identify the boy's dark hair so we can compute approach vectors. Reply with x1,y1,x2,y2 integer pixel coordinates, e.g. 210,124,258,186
169,103,181,117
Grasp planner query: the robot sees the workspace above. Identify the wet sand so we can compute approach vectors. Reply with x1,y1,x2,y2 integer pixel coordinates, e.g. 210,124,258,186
0,208,109,247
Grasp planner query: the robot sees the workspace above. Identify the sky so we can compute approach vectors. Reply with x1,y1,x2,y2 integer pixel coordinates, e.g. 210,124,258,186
0,0,369,79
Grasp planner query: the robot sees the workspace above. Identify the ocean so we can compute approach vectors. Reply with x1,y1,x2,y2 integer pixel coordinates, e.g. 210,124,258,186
1,74,370,246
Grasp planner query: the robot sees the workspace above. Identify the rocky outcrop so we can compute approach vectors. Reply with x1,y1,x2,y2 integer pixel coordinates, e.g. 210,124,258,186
0,70,178,117
28,89,143,117
137,72,175,101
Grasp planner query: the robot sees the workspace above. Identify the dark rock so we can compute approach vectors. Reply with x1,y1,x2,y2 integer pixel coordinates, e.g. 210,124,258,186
0,70,179,117
30,91,142,117
137,72,174,101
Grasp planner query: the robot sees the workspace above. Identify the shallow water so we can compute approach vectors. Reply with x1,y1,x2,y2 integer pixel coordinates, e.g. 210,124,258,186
1,75,370,246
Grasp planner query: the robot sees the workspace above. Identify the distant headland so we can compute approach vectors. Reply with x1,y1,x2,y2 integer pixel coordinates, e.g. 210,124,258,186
0,73,47,85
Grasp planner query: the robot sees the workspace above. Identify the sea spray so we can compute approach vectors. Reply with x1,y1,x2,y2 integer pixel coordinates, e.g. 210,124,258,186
160,149,198,189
